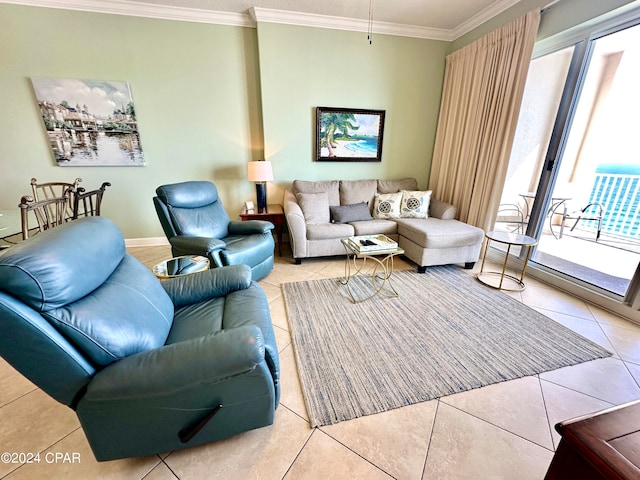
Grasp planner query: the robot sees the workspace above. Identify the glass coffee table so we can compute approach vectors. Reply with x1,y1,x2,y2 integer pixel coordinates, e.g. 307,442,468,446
152,255,209,280
340,237,404,303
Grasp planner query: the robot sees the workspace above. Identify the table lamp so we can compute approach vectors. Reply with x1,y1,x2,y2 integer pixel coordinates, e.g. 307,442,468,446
247,160,273,213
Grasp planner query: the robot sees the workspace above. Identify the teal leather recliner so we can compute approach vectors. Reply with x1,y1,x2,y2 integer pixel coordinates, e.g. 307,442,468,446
154,181,275,281
0,217,280,461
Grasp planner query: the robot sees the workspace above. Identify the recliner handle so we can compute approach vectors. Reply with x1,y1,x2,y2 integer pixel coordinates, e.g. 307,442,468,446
178,404,223,443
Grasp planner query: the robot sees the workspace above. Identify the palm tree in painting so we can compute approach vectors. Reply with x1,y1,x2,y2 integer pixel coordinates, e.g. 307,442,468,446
322,113,359,157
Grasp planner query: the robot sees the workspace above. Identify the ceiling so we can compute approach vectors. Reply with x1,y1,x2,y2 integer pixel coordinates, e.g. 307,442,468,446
5,0,526,40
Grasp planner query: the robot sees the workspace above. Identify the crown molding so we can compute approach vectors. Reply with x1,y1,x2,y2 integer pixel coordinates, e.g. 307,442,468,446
0,0,252,27
250,7,452,41
1,0,524,40
451,0,523,39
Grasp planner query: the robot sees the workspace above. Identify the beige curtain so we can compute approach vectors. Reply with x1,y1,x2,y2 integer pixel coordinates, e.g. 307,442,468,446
428,10,541,231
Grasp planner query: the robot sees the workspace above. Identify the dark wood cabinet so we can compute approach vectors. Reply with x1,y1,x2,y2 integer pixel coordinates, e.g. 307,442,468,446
545,400,640,480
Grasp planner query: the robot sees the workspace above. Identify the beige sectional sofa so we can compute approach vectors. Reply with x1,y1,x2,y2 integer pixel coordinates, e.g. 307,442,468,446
283,177,485,272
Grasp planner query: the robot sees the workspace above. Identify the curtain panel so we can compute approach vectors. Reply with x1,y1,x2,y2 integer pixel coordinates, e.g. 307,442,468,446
429,10,541,231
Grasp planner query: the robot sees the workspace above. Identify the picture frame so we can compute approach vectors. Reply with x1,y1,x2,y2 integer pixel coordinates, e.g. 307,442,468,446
316,107,385,162
31,77,145,166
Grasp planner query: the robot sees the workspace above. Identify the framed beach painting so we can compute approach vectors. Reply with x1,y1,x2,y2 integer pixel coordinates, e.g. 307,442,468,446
316,107,385,162
31,77,145,166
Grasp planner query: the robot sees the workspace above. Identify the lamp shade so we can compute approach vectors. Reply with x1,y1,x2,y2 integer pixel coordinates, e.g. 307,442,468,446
247,161,273,182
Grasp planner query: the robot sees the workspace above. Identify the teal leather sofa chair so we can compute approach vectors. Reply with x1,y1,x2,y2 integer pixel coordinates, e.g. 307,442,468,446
154,181,275,281
0,217,280,461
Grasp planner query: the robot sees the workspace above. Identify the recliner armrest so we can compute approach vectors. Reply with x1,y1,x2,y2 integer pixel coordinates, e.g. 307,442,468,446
161,264,252,308
84,325,265,401
228,220,274,235
169,235,226,254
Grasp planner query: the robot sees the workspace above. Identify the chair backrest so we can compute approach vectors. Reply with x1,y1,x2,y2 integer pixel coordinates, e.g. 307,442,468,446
19,193,70,240
72,182,111,219
31,177,82,220
0,217,174,406
154,181,231,240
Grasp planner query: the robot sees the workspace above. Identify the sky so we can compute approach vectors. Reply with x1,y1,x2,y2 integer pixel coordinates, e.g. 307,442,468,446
31,78,134,118
352,113,381,136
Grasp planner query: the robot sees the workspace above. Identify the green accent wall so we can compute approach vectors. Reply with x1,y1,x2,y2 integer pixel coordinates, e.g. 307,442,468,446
0,4,263,238
256,22,448,196
0,1,634,239
0,3,446,239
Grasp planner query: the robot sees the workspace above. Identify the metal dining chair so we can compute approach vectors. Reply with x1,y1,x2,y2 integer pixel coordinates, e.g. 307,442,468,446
19,192,71,240
30,177,82,220
71,182,111,219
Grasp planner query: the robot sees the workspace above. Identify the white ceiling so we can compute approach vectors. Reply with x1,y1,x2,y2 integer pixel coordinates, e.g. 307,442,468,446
4,0,526,40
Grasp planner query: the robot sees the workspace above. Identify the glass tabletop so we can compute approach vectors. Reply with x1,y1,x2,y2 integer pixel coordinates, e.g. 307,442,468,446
485,230,537,246
153,255,209,278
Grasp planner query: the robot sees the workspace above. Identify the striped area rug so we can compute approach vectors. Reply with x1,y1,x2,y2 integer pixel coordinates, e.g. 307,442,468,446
282,266,612,427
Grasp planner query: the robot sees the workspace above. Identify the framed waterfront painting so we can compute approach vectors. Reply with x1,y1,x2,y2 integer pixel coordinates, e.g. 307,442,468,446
316,107,385,162
31,77,145,166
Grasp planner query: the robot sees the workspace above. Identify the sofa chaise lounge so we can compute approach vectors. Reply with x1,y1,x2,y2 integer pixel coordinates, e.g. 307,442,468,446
284,178,484,272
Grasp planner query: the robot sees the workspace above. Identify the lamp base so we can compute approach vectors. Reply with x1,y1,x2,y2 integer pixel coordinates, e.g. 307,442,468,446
255,183,267,213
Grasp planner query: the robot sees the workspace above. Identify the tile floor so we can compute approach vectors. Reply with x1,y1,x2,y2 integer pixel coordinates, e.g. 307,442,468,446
1,244,640,480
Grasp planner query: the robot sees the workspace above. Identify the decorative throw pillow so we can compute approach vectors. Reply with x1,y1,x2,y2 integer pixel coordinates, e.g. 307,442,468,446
400,190,432,218
330,202,373,224
372,192,403,219
296,191,330,224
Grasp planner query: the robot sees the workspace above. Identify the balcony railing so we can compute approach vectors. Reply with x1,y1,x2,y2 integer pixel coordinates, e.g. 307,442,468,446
586,172,639,239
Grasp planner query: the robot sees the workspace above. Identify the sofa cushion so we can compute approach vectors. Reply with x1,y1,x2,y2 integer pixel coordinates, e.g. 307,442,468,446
372,192,403,219
377,178,418,193
307,223,354,240
396,218,485,249
400,190,432,218
296,192,330,224
166,297,224,344
293,180,340,206
330,202,373,224
339,179,377,206
350,219,398,236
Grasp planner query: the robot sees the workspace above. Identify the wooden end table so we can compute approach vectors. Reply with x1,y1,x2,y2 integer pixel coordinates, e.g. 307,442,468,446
545,400,640,479
239,204,285,256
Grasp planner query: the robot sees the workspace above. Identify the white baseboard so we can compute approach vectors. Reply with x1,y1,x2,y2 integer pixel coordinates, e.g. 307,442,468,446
124,237,170,247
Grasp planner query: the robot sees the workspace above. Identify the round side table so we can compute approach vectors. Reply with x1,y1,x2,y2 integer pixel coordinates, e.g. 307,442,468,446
152,255,209,280
477,231,538,291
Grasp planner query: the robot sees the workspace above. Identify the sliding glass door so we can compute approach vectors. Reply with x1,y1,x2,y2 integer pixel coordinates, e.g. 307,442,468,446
496,20,640,298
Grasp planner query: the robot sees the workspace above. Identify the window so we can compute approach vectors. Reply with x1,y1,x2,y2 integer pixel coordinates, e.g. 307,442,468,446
495,16,640,301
